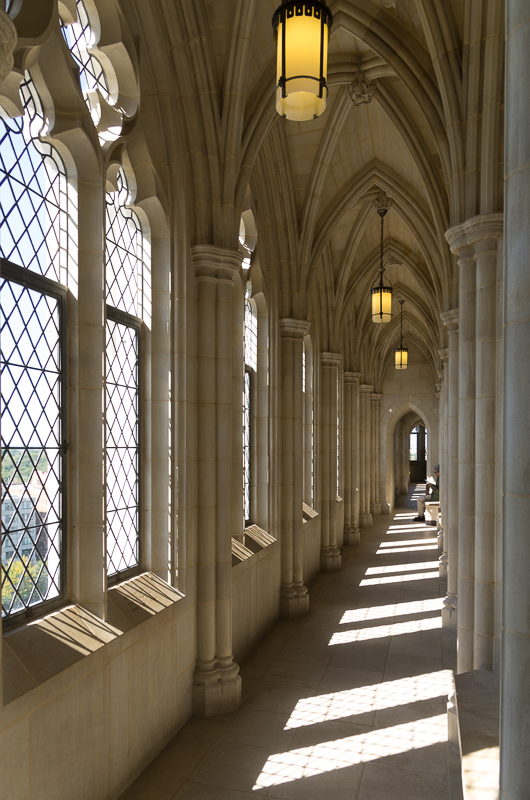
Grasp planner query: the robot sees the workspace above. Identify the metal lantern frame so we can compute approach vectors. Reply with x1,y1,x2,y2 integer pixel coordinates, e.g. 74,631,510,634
395,298,408,369
371,198,393,323
272,0,333,120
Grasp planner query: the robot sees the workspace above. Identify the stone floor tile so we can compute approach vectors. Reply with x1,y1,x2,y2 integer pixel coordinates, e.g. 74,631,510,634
183,740,272,794
357,761,450,800
262,659,327,688
222,707,297,749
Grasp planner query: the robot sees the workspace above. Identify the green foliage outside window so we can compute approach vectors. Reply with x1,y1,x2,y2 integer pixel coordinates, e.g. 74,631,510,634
1,556,48,611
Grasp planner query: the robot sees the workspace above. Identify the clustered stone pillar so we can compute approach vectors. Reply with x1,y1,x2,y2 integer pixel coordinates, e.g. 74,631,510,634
441,311,459,632
446,231,476,673
370,393,382,515
191,245,242,716
359,384,373,527
319,352,342,570
473,220,503,670
501,5,530,796
446,215,503,673
438,351,449,578
279,319,310,617
343,372,361,544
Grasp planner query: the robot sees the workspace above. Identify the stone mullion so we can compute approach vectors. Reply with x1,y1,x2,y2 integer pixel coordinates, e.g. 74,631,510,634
502,6,530,793
71,174,106,619
351,373,361,540
279,319,310,617
320,353,342,571
359,385,373,527
192,245,242,716
441,311,459,631
146,234,171,580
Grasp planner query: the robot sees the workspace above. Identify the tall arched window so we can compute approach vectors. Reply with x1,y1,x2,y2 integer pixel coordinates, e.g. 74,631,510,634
243,285,257,525
105,168,150,579
0,75,74,620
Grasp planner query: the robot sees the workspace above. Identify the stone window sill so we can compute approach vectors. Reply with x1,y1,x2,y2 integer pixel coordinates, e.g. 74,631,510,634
2,572,183,706
232,524,275,566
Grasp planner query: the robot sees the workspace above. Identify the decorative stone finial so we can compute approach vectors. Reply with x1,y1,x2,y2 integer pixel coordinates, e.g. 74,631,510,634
348,72,376,106
0,10,17,84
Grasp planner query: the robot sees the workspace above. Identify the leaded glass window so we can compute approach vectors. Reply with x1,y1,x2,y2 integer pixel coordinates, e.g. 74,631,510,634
244,293,257,524
0,75,74,284
106,169,147,319
410,425,419,461
105,313,140,577
60,0,110,106
1,265,65,618
0,74,72,621
105,169,147,579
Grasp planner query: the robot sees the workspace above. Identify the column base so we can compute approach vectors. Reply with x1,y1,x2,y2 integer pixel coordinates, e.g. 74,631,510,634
192,658,242,717
280,583,309,618
343,525,360,545
442,595,458,632
439,553,448,579
360,511,373,528
320,547,341,571
371,502,381,516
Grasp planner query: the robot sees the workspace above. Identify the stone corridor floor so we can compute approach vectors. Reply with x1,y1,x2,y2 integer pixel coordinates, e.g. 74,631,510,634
120,487,463,800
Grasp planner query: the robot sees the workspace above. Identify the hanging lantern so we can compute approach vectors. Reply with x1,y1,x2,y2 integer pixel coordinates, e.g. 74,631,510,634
371,191,393,323
395,298,408,369
272,1,333,121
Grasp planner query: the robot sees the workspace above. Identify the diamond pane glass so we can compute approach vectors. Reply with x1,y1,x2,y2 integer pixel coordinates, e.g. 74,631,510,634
0,75,71,283
106,318,139,576
60,0,110,104
1,279,63,617
106,170,145,318
244,297,257,370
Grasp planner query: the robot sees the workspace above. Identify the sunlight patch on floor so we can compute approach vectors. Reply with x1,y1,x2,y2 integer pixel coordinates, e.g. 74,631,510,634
328,614,441,645
378,538,438,548
340,597,441,625
365,561,438,576
360,570,438,585
255,714,448,789
284,671,453,730
376,543,438,554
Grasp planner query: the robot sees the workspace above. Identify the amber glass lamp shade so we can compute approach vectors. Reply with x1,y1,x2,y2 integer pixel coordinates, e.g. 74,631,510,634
371,284,392,323
272,1,332,121
395,346,408,369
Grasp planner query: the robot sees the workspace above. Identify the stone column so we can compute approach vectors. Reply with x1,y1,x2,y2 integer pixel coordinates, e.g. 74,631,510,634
370,393,382,515
446,227,476,673
320,352,342,570
438,352,449,578
471,216,503,670
502,6,530,794
441,311,459,631
343,372,361,544
343,372,354,543
279,319,310,617
192,245,242,716
359,384,373,527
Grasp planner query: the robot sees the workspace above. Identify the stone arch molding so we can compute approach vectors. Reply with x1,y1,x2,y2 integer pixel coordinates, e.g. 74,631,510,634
380,394,439,513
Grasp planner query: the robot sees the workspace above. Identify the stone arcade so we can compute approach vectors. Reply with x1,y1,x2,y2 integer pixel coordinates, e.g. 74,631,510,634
0,1,527,799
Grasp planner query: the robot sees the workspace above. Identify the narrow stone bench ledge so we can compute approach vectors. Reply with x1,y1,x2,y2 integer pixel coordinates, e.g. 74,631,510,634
448,669,500,800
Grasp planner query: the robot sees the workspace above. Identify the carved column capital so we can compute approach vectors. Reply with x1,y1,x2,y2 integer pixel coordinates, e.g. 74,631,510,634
344,371,361,385
279,318,311,339
440,309,459,332
191,244,242,284
321,351,342,368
